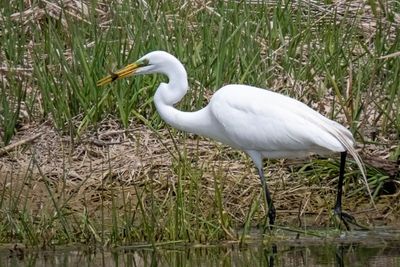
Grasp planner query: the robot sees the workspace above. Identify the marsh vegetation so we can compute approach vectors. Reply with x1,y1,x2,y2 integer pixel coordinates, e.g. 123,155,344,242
0,0,399,247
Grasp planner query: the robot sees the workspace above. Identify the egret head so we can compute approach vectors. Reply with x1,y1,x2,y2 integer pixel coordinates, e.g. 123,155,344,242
96,51,180,86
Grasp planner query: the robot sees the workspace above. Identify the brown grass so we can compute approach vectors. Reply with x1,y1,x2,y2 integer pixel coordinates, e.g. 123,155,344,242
1,117,398,230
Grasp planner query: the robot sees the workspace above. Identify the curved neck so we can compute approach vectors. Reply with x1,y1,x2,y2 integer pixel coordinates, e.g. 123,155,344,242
155,102,213,137
153,61,214,137
154,59,188,106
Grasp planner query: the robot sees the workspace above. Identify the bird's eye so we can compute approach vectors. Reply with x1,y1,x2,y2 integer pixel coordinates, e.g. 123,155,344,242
139,58,150,67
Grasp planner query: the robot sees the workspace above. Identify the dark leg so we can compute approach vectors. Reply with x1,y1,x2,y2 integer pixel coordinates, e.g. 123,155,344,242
334,151,346,213
334,151,357,230
267,243,278,267
258,167,276,226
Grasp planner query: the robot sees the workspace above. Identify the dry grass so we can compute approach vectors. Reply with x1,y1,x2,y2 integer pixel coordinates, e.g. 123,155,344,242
0,0,399,245
1,117,398,231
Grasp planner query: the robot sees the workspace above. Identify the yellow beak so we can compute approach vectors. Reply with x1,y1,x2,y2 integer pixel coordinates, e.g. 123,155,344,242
97,63,140,86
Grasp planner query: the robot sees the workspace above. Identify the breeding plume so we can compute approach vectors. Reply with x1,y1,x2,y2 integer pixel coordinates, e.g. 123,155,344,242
97,51,372,229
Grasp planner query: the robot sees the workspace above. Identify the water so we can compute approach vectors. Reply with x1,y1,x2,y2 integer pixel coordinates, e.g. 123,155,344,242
2,229,400,267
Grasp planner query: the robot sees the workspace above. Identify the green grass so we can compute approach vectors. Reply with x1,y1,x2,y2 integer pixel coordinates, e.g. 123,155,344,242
0,0,399,246
2,0,399,139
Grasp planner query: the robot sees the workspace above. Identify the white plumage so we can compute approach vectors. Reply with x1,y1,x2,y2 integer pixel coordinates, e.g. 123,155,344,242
97,50,372,228
209,85,353,156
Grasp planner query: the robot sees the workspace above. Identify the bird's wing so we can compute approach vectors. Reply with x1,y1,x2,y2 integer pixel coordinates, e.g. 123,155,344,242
210,84,374,208
209,85,351,156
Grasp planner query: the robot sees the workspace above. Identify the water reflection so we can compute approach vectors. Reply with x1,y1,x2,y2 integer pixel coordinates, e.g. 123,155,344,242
2,234,400,266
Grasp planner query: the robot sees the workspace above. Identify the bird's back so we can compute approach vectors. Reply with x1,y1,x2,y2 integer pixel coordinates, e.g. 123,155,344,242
209,85,355,159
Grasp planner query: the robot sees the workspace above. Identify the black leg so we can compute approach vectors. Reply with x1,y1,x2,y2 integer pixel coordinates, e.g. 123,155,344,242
334,151,347,212
267,243,278,267
334,151,358,230
258,167,276,226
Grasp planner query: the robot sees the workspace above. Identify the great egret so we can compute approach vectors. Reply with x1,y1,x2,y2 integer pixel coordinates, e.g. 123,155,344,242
97,50,372,229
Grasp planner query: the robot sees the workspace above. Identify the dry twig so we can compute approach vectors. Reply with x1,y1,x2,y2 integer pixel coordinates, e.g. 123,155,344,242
0,133,42,156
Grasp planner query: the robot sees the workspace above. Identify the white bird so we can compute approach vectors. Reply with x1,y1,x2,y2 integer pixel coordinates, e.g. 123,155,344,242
97,50,372,229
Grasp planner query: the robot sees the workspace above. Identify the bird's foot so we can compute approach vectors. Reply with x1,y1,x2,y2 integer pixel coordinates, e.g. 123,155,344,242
333,207,369,230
